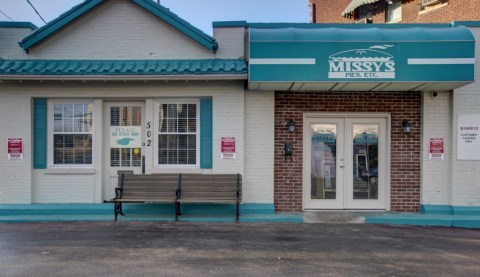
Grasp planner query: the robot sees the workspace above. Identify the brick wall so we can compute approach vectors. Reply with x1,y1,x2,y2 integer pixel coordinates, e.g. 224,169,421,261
274,92,421,212
310,0,480,23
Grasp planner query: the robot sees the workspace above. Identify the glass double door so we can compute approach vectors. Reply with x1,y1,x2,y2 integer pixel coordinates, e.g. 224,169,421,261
304,116,388,210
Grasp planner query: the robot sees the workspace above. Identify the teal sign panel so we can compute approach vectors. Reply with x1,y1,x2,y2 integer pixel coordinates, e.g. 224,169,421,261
249,27,475,83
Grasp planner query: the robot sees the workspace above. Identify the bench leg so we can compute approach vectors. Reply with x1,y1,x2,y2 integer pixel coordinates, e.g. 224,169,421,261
236,202,240,223
175,202,180,221
114,202,120,222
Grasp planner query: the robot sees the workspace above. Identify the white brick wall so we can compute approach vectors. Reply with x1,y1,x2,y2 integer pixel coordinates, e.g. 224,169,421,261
32,171,95,203
0,81,257,203
0,27,30,59
26,0,216,59
244,90,275,203
0,93,32,203
421,91,452,205
450,27,480,206
213,27,245,59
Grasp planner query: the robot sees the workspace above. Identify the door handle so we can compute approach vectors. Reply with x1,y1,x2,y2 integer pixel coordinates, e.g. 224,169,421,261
339,164,344,168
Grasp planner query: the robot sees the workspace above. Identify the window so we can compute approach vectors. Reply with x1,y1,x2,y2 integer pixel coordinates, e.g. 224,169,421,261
387,0,402,22
53,102,93,165
156,101,198,166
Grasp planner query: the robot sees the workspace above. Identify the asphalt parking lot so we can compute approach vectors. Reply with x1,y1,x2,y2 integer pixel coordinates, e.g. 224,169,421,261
0,222,479,276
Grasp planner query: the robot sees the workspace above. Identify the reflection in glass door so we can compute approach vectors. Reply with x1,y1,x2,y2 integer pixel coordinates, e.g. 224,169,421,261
352,124,379,200
311,124,337,200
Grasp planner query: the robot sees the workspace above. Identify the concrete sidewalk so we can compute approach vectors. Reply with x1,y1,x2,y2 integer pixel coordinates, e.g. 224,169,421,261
0,221,479,276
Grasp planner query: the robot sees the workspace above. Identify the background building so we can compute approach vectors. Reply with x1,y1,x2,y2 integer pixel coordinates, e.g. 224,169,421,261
308,0,480,23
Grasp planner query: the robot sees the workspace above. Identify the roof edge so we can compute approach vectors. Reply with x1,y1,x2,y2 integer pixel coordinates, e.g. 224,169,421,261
213,21,247,28
132,0,218,52
452,21,480,27
19,0,218,52
19,0,104,50
0,22,37,30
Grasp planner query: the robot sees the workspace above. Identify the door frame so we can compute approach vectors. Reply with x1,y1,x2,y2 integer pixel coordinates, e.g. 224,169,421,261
302,113,391,211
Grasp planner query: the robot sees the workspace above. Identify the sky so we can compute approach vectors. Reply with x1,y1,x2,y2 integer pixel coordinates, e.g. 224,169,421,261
0,0,310,35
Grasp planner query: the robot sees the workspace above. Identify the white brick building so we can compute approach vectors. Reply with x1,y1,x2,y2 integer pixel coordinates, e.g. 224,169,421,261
0,0,479,216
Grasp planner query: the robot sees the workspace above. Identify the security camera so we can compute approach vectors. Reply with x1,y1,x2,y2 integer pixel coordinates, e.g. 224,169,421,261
430,91,438,98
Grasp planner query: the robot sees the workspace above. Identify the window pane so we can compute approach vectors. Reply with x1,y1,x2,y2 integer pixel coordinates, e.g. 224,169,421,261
85,104,93,133
110,107,120,126
111,148,120,167
64,104,73,132
121,148,131,167
54,135,65,164
54,134,92,165
132,148,142,167
74,104,84,132
157,102,197,165
54,104,63,132
188,134,196,164
188,104,196,132
131,107,141,126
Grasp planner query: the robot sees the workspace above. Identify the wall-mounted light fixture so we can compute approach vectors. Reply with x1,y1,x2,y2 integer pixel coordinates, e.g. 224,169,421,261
287,119,296,133
402,120,412,134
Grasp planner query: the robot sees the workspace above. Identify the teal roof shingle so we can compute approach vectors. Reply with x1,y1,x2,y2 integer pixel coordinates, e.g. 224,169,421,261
0,59,247,76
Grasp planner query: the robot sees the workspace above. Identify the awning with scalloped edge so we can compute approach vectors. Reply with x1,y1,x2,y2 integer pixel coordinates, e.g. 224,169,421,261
342,0,381,16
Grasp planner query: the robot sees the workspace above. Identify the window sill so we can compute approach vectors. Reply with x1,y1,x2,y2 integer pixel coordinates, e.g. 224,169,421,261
45,168,96,175
151,168,204,174
386,18,402,24
419,2,448,15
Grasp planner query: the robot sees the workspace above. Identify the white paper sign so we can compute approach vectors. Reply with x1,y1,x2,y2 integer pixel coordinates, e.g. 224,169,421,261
110,126,142,148
457,115,480,160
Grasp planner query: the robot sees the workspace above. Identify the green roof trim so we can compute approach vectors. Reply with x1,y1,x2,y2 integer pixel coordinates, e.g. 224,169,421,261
0,59,247,76
452,21,480,27
247,23,453,29
212,21,247,28
0,22,37,30
19,0,218,52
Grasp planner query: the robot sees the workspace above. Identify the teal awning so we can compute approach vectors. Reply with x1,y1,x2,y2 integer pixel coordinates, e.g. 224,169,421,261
342,0,380,16
0,59,247,80
249,25,475,92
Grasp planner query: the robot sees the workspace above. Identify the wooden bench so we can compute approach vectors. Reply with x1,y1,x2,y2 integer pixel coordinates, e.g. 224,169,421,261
177,174,242,222
113,173,180,221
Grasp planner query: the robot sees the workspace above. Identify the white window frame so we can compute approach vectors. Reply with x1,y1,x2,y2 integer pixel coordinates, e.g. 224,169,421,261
47,99,95,168
153,99,200,168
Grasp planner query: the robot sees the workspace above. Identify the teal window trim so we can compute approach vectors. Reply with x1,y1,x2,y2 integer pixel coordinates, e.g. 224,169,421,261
33,98,47,169
200,98,213,169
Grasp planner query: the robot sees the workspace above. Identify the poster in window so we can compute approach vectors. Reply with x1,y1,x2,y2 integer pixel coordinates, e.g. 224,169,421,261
110,127,142,148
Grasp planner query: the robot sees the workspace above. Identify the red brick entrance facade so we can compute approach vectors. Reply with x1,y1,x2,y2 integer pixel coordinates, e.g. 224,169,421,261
274,92,421,212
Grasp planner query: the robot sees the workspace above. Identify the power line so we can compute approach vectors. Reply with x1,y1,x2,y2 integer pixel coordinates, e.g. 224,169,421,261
0,9,13,21
26,0,46,24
